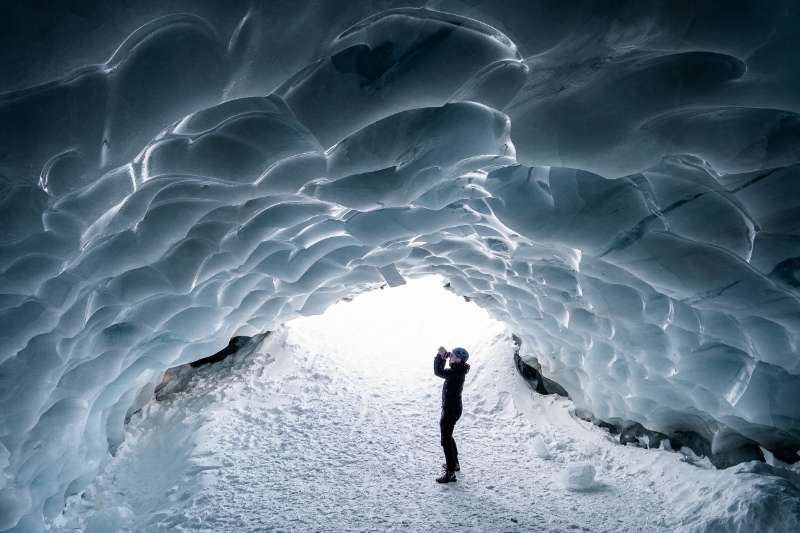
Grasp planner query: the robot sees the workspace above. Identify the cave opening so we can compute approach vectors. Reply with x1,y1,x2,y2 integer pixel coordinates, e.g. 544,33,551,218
285,275,506,389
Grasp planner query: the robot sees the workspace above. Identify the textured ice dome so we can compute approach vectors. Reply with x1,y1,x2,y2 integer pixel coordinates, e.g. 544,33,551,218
1,2,800,530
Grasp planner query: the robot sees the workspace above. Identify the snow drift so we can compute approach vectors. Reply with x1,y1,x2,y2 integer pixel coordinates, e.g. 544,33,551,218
1,2,800,530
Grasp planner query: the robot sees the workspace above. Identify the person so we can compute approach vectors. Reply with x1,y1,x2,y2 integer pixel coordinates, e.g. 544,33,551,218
433,345,470,483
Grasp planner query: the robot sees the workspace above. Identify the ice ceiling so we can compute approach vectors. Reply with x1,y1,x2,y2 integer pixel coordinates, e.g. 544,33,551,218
2,1,800,530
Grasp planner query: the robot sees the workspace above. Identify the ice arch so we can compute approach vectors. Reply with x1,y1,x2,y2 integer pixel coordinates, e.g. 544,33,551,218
2,3,800,531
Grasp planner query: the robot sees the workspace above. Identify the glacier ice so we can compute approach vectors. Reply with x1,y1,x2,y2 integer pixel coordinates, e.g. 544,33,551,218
1,2,800,530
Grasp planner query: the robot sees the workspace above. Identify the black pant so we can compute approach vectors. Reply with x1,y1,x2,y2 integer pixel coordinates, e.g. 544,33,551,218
440,407,462,472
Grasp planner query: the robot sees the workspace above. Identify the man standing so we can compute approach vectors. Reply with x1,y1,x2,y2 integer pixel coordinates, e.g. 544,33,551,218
434,346,471,483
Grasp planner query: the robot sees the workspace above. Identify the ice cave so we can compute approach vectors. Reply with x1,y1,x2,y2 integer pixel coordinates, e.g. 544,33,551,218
1,1,800,531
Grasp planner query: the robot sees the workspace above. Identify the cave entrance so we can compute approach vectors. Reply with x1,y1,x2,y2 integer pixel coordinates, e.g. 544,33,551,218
285,275,506,391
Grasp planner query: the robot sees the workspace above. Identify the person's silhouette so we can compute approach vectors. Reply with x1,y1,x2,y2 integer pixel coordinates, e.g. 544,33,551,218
433,346,471,483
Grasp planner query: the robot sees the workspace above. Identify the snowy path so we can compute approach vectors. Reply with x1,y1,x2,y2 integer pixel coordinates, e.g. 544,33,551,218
179,337,672,532
58,324,800,532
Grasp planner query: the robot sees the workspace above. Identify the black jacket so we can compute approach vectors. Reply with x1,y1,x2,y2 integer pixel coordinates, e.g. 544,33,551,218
434,354,471,413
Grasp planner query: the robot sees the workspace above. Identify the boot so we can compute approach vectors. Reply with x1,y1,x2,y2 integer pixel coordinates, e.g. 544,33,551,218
436,470,457,483
441,462,460,472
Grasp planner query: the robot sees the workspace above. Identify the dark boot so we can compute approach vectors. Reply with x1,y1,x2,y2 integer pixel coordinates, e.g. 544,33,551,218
442,462,460,472
436,470,457,483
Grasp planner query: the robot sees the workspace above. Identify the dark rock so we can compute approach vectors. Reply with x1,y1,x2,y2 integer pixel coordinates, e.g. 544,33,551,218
189,335,250,368
709,428,767,467
671,429,713,460
596,420,620,435
511,333,522,350
769,444,800,464
712,442,766,468
155,333,268,400
619,422,669,449
540,375,569,398
513,352,569,398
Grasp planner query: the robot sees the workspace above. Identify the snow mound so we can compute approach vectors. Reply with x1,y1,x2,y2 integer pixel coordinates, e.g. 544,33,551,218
2,3,800,530
671,462,800,533
563,464,597,490
533,435,551,459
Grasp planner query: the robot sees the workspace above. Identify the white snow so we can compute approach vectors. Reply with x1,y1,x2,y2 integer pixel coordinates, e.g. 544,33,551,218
563,464,597,491
533,435,551,460
55,283,800,532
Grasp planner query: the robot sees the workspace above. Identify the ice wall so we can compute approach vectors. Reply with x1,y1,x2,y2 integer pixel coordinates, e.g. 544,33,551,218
2,2,800,530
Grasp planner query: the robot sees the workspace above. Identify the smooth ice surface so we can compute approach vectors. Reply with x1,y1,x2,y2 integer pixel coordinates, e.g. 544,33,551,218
2,2,800,530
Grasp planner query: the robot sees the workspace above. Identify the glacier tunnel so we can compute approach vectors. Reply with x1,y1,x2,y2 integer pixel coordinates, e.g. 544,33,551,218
1,1,800,531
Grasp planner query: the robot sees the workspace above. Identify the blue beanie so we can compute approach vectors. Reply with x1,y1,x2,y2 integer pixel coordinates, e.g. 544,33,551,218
452,347,469,361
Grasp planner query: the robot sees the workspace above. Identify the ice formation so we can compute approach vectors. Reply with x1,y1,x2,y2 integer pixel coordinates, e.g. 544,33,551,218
1,2,800,530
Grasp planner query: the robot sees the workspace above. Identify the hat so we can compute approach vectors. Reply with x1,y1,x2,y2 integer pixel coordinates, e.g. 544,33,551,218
452,347,469,361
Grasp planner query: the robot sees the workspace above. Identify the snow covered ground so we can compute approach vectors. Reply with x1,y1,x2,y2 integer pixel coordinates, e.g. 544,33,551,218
56,282,800,532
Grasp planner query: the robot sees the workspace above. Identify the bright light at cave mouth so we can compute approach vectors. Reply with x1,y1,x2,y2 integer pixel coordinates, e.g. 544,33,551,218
286,276,506,387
